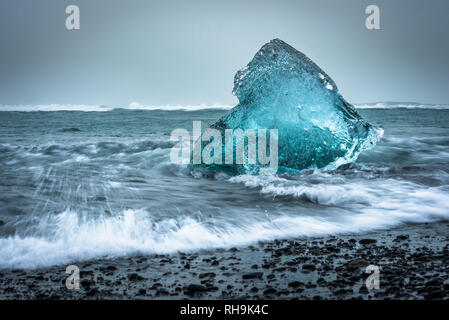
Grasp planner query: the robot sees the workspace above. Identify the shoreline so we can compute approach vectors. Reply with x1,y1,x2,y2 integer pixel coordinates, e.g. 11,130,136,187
1,222,449,300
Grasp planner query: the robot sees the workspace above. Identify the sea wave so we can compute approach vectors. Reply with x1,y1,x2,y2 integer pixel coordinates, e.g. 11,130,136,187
1,105,449,269
0,103,233,112
229,172,449,207
0,102,448,112
1,182,449,269
1,168,449,269
1,166,449,269
355,102,449,109
0,104,114,112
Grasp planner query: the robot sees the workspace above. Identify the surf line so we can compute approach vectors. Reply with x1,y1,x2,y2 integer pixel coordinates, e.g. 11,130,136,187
170,120,279,174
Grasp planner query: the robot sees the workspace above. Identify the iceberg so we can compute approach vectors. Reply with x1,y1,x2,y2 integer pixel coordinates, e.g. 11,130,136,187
209,39,383,174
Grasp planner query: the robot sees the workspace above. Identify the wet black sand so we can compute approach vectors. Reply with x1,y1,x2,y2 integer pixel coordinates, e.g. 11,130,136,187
1,222,449,300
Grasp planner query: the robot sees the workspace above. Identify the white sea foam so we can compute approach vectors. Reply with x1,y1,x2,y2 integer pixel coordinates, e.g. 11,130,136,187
1,174,449,269
355,102,449,109
0,102,447,112
229,174,449,212
126,102,233,111
0,103,233,112
0,104,114,112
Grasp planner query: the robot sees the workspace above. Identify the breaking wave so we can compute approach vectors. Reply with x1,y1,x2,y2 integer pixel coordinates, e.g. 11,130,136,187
0,102,448,112
1,176,449,269
355,102,449,109
0,103,234,112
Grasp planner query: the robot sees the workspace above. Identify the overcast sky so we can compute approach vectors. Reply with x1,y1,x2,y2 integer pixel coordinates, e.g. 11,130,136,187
0,0,448,106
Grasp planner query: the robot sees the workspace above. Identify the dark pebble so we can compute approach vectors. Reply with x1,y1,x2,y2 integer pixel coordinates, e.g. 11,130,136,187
302,264,316,271
263,288,277,295
184,284,207,295
128,273,144,281
395,235,409,241
199,272,216,279
242,272,263,279
288,281,304,288
359,239,377,245
138,289,146,295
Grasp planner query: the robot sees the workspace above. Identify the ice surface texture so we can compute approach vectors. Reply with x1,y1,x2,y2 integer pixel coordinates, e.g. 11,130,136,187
212,39,383,174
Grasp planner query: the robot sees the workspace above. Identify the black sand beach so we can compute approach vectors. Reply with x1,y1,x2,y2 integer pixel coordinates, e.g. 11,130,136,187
1,222,448,300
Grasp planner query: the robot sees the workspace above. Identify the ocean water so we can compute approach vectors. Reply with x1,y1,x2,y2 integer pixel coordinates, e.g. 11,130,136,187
0,103,449,269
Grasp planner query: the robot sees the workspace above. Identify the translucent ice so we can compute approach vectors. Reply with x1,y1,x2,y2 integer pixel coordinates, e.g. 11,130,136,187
211,39,383,174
